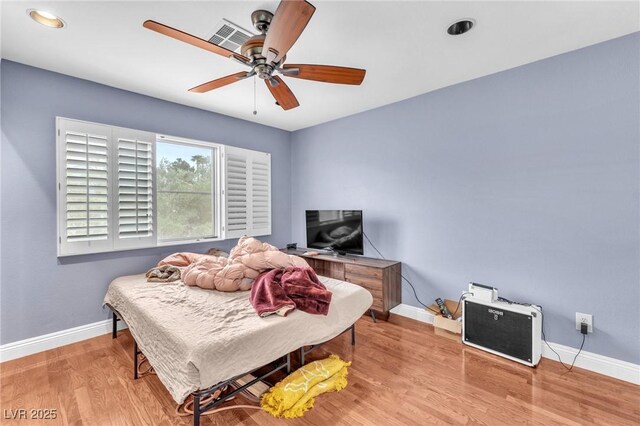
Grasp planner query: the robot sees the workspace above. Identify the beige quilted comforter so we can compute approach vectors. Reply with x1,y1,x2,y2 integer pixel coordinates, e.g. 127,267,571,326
103,273,373,403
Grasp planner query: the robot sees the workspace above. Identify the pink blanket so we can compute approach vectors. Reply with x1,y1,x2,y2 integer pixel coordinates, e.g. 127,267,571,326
156,237,308,291
250,267,333,317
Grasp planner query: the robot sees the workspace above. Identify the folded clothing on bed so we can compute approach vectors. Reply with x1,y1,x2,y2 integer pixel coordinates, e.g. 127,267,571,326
250,267,332,317
145,265,181,282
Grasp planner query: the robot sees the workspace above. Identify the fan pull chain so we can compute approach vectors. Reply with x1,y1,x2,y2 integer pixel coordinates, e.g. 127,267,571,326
253,76,257,115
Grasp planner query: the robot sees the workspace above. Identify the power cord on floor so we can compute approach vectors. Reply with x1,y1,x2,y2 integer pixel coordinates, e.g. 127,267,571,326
362,232,586,370
362,232,439,314
499,297,586,371
534,305,585,371
451,291,472,317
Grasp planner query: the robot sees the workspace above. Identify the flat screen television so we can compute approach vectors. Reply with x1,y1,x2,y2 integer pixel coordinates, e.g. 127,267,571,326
305,210,363,255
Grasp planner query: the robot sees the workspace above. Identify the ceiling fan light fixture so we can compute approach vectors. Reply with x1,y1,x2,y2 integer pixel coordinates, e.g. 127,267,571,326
28,9,65,28
143,0,364,112
447,19,475,36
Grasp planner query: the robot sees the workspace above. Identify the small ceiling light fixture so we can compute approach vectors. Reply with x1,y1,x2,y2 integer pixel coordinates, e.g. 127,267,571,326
28,9,65,28
447,19,475,36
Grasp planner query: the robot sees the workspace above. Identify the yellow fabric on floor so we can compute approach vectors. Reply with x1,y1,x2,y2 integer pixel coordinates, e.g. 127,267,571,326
261,354,351,418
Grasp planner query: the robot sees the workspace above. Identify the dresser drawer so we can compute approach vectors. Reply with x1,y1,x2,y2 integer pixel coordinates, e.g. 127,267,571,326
305,259,324,275
287,249,400,320
344,274,383,306
344,272,382,290
351,280,383,300
344,263,383,280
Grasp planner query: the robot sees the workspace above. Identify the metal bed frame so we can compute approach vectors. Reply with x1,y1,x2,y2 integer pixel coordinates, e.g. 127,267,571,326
109,306,356,426
299,324,355,366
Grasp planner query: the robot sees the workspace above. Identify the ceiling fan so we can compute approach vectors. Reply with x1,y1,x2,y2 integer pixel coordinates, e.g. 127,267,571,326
143,0,366,111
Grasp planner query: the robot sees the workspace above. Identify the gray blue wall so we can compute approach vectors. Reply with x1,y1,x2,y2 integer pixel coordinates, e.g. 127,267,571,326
2,32,639,365
291,33,640,364
0,60,292,344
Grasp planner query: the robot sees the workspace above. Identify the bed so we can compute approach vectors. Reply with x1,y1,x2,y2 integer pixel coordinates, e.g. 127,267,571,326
104,273,372,423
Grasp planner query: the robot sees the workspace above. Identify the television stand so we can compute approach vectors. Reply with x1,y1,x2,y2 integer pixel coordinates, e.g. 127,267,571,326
284,249,401,321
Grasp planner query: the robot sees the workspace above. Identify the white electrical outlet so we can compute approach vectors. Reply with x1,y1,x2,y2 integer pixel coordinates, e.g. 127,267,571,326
576,312,593,333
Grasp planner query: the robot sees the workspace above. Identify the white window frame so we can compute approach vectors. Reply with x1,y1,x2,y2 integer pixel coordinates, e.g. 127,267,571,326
56,117,270,257
155,134,224,246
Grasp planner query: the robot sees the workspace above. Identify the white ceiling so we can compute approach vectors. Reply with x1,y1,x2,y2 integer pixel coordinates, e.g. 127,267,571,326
2,1,639,131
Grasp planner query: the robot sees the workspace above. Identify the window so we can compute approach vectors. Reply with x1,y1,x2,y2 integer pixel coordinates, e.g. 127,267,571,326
156,139,218,242
56,118,271,256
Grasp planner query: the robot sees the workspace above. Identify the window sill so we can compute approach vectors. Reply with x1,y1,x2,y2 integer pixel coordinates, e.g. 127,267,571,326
57,236,225,258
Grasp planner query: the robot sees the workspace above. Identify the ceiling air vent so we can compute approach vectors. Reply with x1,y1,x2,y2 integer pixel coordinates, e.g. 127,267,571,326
207,19,254,53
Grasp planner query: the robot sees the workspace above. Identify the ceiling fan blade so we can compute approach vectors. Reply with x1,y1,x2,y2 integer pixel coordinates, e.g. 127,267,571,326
262,0,316,65
265,76,300,110
189,72,251,93
143,20,250,64
281,64,366,85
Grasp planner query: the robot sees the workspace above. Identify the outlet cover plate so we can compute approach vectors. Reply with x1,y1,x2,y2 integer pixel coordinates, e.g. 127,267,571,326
576,312,593,333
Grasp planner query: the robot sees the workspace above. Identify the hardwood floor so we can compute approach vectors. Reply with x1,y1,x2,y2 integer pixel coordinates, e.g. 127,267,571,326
1,315,639,425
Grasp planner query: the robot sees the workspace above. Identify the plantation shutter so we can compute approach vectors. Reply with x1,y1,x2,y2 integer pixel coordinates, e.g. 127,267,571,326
224,146,250,238
223,146,271,238
56,117,276,255
112,128,156,249
250,151,271,236
57,119,113,255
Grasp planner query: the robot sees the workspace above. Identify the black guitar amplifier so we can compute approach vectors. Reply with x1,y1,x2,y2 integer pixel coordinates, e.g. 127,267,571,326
462,297,541,367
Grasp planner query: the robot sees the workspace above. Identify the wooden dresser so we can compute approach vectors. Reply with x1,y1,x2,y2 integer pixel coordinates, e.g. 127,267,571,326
285,249,401,321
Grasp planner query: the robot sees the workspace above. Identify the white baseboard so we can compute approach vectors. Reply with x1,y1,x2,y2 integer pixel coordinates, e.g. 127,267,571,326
541,341,639,385
0,319,128,363
391,303,435,324
390,303,639,385
3,306,639,385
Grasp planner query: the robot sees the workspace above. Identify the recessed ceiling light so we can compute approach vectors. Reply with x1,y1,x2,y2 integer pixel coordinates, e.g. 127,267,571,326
447,19,475,36
27,9,65,28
